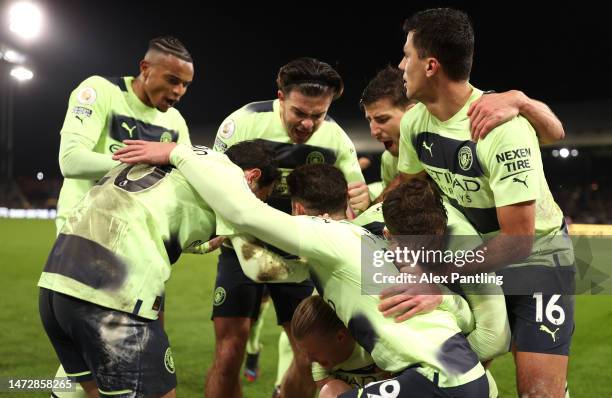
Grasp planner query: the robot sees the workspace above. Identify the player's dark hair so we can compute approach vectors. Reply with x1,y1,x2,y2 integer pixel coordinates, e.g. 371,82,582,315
403,8,474,81
287,164,348,216
148,36,193,63
277,57,344,100
383,178,447,236
292,296,345,340
360,66,412,110
383,179,448,264
225,140,280,188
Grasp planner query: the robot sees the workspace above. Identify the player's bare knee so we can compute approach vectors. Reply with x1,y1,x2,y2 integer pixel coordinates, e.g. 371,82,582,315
517,373,566,398
515,352,567,398
214,338,248,370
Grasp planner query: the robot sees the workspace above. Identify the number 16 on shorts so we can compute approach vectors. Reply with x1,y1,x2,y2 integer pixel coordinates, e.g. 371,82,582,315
533,292,565,325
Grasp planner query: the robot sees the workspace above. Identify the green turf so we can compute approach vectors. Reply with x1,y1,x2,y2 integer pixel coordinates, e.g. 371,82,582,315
0,219,610,397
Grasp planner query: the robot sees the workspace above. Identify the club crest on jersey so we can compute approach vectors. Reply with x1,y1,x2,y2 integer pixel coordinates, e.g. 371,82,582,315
164,348,176,374
213,287,227,306
307,151,325,165
160,131,173,143
219,119,236,139
458,146,473,171
76,87,97,105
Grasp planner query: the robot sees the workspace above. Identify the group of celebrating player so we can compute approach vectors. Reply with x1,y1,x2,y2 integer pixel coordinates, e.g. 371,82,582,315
38,7,576,398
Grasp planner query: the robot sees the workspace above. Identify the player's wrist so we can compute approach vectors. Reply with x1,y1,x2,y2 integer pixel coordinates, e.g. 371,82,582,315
168,143,186,166
512,90,529,113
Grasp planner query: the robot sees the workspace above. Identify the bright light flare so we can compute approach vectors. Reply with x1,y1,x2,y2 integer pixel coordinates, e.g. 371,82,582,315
9,2,43,40
10,66,33,81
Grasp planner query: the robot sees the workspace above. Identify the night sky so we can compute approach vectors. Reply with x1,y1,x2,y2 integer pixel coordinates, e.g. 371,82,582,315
2,1,610,177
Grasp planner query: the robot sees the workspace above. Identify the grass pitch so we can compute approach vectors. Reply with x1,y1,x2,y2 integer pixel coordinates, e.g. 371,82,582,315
0,219,610,397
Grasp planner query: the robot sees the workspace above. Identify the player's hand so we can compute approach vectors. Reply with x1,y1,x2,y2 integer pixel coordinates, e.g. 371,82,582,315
378,282,442,323
345,205,356,221
205,236,226,253
348,181,370,212
112,140,176,165
467,90,525,141
358,156,372,171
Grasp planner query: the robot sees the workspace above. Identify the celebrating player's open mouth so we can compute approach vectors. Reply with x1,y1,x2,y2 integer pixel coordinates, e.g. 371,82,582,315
292,127,313,143
381,138,396,151
374,133,399,155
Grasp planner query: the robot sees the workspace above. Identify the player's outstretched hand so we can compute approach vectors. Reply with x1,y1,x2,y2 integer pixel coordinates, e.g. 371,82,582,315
112,140,177,165
205,236,226,253
467,90,524,142
348,181,370,212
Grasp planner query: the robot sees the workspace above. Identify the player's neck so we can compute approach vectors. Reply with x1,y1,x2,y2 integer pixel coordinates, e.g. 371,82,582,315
313,212,346,221
425,79,472,122
131,76,154,108
330,211,347,221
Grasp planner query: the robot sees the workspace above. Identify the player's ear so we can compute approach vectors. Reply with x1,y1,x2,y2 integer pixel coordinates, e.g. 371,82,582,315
425,57,439,77
383,227,391,240
247,168,262,185
243,168,261,188
277,90,285,102
140,60,151,79
291,200,305,216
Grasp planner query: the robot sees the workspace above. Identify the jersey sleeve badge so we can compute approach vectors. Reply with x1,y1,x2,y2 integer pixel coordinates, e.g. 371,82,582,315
219,119,236,140
76,87,97,105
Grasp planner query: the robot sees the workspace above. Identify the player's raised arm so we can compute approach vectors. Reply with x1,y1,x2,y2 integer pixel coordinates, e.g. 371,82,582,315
171,144,341,261
467,90,565,144
114,141,338,262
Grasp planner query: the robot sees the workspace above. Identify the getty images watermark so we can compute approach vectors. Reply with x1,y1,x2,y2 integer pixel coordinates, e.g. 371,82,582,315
370,245,503,286
359,233,611,296
359,234,501,295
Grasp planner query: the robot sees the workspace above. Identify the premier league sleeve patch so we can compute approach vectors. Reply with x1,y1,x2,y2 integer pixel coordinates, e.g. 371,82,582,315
219,119,236,140
76,87,97,105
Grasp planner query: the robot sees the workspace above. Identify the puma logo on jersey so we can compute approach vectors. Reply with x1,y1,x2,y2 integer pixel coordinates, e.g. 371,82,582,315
539,325,559,342
121,122,137,138
512,175,528,188
75,115,84,124
422,141,434,157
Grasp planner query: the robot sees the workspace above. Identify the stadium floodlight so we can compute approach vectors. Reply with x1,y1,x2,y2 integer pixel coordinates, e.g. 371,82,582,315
559,148,569,158
570,149,579,157
2,48,25,64
551,149,559,158
9,2,43,40
9,66,33,81
36,171,43,180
